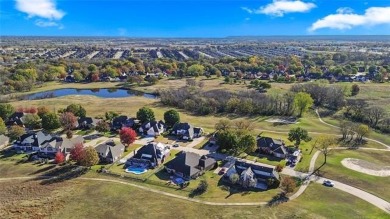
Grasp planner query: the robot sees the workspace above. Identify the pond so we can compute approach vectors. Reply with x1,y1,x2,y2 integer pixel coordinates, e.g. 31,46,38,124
24,88,157,100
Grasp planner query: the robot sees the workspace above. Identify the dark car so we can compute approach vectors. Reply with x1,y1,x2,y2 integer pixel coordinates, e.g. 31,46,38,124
218,167,228,175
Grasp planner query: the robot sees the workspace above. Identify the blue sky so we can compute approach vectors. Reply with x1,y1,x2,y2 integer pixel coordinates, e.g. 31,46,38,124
1,0,390,37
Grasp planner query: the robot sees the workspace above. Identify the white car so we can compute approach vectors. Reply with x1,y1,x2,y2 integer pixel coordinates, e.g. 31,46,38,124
323,180,334,187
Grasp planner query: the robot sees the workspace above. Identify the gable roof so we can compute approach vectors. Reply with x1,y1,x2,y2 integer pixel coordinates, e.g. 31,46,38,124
257,137,282,149
107,142,125,159
95,140,125,159
165,152,215,178
234,160,279,180
112,116,137,128
6,112,26,126
140,120,165,134
132,142,168,163
15,131,58,149
172,123,194,139
60,136,84,150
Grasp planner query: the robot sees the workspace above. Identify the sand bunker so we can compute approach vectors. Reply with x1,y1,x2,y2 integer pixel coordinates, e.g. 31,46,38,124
266,117,298,124
341,158,390,177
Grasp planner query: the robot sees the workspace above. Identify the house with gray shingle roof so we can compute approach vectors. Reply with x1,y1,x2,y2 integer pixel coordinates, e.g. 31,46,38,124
224,160,280,190
171,123,203,141
128,142,170,168
165,151,216,180
257,136,288,158
139,120,165,136
95,140,125,163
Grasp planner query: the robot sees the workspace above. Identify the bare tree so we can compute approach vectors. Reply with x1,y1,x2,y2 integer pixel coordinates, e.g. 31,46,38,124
366,106,386,128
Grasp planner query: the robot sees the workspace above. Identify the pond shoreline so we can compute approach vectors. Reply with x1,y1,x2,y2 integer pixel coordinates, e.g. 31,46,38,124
1,87,158,102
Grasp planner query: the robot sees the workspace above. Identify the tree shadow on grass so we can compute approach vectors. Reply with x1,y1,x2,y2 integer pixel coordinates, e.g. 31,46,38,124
33,164,88,185
267,192,289,207
217,177,256,199
28,164,56,175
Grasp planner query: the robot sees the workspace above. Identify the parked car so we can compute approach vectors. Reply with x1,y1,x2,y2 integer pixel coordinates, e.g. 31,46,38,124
173,143,179,148
218,167,228,175
323,180,334,187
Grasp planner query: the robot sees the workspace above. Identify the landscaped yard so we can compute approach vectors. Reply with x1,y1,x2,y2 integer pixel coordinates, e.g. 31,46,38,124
314,149,390,202
0,150,388,218
107,149,181,180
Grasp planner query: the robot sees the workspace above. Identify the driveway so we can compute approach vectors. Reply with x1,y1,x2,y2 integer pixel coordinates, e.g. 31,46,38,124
186,137,206,148
134,136,155,145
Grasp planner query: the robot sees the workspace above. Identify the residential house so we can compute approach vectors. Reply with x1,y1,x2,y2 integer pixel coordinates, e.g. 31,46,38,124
127,142,170,168
13,131,54,152
257,136,288,158
111,116,138,131
77,117,100,130
224,160,280,190
6,112,27,127
0,135,10,149
164,151,216,180
65,75,75,82
139,120,165,136
171,123,203,140
59,136,85,154
39,136,63,154
95,140,125,163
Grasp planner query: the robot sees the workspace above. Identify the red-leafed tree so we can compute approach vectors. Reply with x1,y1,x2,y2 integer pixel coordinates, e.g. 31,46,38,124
60,112,78,131
119,127,137,147
91,73,100,82
70,143,85,163
55,151,65,164
28,107,37,114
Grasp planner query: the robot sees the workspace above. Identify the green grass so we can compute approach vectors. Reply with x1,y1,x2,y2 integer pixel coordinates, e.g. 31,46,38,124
1,152,389,218
314,149,390,202
0,150,55,177
108,149,181,180
321,116,390,147
49,178,389,219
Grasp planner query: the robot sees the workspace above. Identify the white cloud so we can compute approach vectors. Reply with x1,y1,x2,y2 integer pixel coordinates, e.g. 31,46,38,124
241,7,254,14
15,0,65,20
336,7,354,14
309,7,390,31
35,19,59,27
242,0,316,17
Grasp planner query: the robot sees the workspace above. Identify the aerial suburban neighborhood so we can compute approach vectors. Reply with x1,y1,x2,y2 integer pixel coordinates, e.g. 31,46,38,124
1,0,390,218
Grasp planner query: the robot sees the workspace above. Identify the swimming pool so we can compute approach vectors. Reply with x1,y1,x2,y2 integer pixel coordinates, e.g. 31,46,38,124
125,166,148,175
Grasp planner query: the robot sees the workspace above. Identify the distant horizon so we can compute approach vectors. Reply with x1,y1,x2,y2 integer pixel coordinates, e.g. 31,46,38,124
1,35,390,39
1,0,390,37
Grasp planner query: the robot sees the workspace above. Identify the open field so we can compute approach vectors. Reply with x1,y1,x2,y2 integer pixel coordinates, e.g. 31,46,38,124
0,176,387,219
130,77,292,93
0,153,389,218
314,149,390,202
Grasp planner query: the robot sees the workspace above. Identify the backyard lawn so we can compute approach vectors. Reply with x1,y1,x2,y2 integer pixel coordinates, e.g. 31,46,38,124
0,149,389,218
